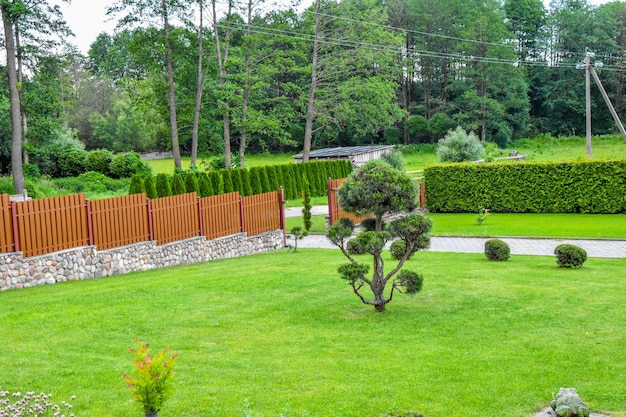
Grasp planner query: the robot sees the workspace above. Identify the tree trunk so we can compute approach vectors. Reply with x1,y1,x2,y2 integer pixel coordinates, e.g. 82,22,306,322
15,21,28,164
2,3,24,194
191,0,204,167
239,0,253,169
212,0,232,168
163,0,182,168
302,0,321,163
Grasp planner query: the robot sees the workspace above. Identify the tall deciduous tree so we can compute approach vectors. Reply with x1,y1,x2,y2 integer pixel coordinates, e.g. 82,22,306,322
107,0,189,168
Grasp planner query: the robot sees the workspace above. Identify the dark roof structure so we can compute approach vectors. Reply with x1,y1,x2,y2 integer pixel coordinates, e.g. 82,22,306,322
293,145,394,166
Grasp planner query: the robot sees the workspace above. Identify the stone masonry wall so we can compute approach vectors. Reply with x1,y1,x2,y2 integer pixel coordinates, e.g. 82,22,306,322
0,230,284,291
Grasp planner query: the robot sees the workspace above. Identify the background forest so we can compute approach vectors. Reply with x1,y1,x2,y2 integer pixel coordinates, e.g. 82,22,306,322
1,0,626,178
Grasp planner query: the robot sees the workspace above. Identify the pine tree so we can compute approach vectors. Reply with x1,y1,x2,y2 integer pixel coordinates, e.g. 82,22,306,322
185,172,199,194
221,169,234,193
239,169,253,196
144,175,158,199
250,167,262,195
260,167,271,193
156,173,172,198
302,175,312,232
129,174,145,195
171,172,186,195
198,173,214,197
209,171,224,195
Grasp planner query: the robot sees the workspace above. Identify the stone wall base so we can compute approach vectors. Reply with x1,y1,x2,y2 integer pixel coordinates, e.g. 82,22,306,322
0,230,284,291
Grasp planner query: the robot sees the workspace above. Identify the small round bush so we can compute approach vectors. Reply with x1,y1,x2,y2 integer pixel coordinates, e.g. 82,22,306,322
436,126,484,162
555,244,587,268
110,152,151,179
484,238,510,261
85,149,114,175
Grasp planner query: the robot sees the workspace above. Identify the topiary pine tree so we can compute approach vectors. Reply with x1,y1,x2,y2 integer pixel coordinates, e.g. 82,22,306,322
129,174,145,195
198,173,214,197
259,166,271,193
326,160,432,312
156,173,172,198
171,172,186,195
185,172,199,194
144,175,158,199
302,175,312,232
249,167,262,195
221,169,234,193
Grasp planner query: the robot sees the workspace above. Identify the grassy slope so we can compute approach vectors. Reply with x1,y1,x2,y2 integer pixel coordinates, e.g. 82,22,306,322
1,250,625,417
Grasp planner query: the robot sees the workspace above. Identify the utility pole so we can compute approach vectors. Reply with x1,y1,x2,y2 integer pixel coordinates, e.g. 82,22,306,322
578,48,626,159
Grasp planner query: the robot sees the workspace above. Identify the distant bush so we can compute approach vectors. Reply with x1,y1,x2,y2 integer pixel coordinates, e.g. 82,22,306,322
156,173,172,198
184,172,199,194
85,149,114,175
58,149,87,177
22,163,41,179
171,172,186,195
555,244,587,268
110,152,151,179
198,173,213,197
484,239,510,261
144,175,158,199
129,174,145,195
381,149,406,171
437,126,484,163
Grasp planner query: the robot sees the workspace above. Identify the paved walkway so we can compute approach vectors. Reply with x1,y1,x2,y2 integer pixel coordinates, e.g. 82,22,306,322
286,206,626,258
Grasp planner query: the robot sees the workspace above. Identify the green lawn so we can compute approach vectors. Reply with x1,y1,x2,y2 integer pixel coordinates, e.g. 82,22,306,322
1,250,625,417
286,212,626,238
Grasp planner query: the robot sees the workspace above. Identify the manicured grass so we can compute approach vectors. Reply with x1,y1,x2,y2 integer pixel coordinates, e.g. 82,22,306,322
285,214,327,234
427,212,626,239
1,250,626,417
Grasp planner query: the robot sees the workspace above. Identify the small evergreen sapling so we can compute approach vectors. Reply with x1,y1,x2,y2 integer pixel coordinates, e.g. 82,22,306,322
302,175,312,232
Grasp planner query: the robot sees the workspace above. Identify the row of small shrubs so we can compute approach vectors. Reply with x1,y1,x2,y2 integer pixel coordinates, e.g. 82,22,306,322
424,160,626,213
130,160,353,200
27,148,152,180
484,238,587,268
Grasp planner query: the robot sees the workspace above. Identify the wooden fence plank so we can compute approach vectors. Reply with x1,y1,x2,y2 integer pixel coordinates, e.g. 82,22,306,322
200,192,241,240
242,191,280,236
327,178,371,226
0,194,14,253
91,193,150,250
151,192,199,245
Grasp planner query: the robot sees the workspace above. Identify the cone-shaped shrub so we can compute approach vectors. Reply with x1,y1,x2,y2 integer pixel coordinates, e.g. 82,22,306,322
221,169,234,193
129,174,145,195
144,175,158,199
280,165,294,199
198,173,214,197
274,165,285,192
292,164,303,198
231,169,244,195
185,172,199,194
260,167,271,193
249,167,262,195
209,171,224,195
239,169,253,196
302,175,312,232
156,173,172,198
171,172,186,195
266,165,279,191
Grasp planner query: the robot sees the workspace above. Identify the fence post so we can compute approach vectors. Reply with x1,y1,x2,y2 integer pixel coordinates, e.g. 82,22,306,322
279,187,286,247
327,178,334,226
197,197,204,237
86,200,94,246
239,194,246,234
147,198,154,241
10,201,19,253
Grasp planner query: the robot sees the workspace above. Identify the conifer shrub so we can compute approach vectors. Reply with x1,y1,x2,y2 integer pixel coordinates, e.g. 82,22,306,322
266,165,279,191
259,167,271,193
230,169,244,195
129,174,145,195
239,168,253,196
221,169,234,193
302,176,312,232
280,165,293,199
171,172,186,195
249,167,263,195
185,172,199,194
484,238,510,261
274,165,285,193
209,171,224,195
144,175,158,199
156,173,172,198
292,164,303,197
555,244,587,268
198,173,213,197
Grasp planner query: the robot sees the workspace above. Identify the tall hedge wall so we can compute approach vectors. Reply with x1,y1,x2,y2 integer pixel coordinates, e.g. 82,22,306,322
424,160,626,213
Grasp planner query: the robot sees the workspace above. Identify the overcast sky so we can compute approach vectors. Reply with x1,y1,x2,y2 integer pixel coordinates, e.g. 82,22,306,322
58,0,613,55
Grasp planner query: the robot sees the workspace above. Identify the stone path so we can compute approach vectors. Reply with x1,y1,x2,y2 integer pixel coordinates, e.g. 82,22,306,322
285,206,626,258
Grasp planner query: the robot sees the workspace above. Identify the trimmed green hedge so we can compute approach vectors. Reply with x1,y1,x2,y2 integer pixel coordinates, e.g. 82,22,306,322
424,160,626,213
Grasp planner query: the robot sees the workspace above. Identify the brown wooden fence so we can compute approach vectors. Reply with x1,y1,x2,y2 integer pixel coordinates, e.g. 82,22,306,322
0,189,284,258
243,191,281,236
151,192,201,245
200,192,241,240
14,194,89,258
327,178,372,226
90,193,150,250
0,194,14,253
